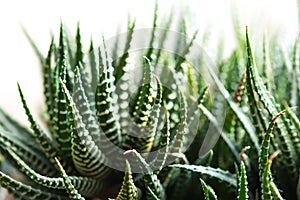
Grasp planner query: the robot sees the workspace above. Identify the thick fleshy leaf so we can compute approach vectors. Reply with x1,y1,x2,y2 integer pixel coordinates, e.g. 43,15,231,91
18,83,70,172
115,161,138,200
60,80,109,179
150,103,170,172
96,36,122,153
55,158,85,200
0,127,57,176
123,57,156,152
170,164,237,188
200,178,218,200
6,148,103,197
0,170,66,200
124,149,166,200
259,110,287,182
169,90,187,155
237,162,248,200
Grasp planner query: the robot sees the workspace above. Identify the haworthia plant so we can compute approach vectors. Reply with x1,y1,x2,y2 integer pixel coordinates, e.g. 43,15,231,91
0,1,299,199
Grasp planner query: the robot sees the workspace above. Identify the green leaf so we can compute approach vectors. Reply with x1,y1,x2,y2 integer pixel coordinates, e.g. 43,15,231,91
123,57,156,152
290,36,300,108
6,148,103,197
174,17,188,61
55,158,85,200
270,181,285,200
0,108,38,148
147,186,159,200
52,69,74,169
57,22,74,92
171,164,237,188
150,102,170,172
17,83,69,172
169,90,187,155
145,0,158,61
237,162,248,200
0,169,66,199
153,9,174,67
246,27,298,182
114,17,136,83
116,161,139,200
88,38,98,94
75,22,84,66
0,127,57,176
259,110,286,181
200,178,218,200
132,57,155,126
96,36,122,154
207,53,259,153
261,152,283,200
42,38,56,126
73,65,100,145
60,79,109,179
261,159,272,200
184,86,209,154
124,149,166,200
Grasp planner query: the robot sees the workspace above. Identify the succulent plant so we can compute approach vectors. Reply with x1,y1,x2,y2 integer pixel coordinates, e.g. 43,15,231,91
0,2,300,200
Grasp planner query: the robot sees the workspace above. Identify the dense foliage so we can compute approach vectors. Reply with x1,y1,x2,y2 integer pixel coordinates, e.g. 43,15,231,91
0,2,300,200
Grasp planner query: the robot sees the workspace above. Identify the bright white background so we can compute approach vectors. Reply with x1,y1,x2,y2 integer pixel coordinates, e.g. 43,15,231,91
0,0,298,124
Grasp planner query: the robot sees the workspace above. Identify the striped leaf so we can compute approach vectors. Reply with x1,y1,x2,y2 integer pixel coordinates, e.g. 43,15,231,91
96,36,121,152
0,108,40,151
52,69,74,169
169,90,187,155
6,148,103,197
134,76,163,153
115,161,138,200
124,149,166,200
17,83,70,172
150,103,170,172
60,80,109,179
123,57,156,152
55,158,85,200
73,66,100,146
0,128,57,176
207,55,259,153
43,39,56,126
0,170,66,200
